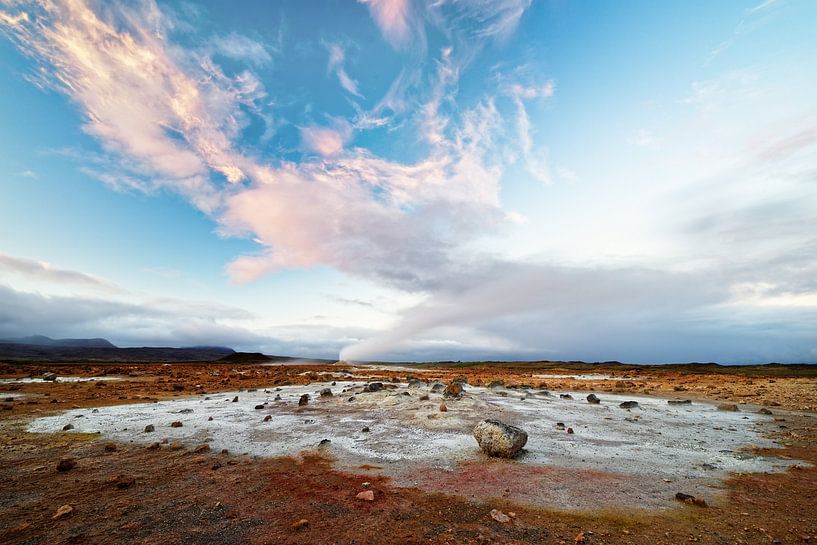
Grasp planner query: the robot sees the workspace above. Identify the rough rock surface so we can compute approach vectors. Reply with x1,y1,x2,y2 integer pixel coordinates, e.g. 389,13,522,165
443,383,464,398
586,393,600,404
472,419,528,458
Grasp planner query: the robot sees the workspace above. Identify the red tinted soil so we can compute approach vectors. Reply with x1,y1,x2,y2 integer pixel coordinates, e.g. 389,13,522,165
1,362,816,544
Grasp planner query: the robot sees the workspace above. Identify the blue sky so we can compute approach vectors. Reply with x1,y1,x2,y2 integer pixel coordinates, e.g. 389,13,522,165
0,0,816,363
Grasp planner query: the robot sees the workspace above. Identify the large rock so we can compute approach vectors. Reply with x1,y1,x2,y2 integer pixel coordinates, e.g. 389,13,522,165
363,382,383,393
586,393,600,404
472,419,528,458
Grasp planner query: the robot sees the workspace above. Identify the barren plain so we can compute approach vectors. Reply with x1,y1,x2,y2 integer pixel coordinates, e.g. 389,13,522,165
1,361,816,545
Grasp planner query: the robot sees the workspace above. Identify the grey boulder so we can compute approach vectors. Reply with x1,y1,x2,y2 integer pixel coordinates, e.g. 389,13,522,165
472,419,528,459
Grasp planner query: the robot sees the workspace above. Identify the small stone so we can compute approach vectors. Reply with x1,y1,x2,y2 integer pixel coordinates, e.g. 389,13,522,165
556,422,565,429
104,444,117,452
675,492,707,507
319,439,331,445
363,382,383,393
443,383,464,398
52,504,73,519
144,424,155,433
668,399,692,405
586,393,600,404
208,416,213,421
361,426,370,432
319,388,333,397
619,401,639,409
292,519,309,531
231,396,238,403
170,421,183,428
430,382,445,393
489,509,510,523
170,442,184,450
758,408,773,415
263,415,272,422
299,394,310,406
57,458,76,472
567,427,574,434
439,404,447,412
356,490,375,501
575,531,586,544
559,394,573,399
274,394,282,401
114,475,136,489
62,423,74,431
254,404,265,410
419,394,430,401
717,404,739,412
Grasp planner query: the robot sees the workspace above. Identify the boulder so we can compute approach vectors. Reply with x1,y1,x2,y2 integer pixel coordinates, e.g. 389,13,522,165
430,382,445,393
298,394,310,406
619,401,639,409
472,419,528,459
144,424,155,433
586,393,600,404
319,388,333,397
363,382,383,393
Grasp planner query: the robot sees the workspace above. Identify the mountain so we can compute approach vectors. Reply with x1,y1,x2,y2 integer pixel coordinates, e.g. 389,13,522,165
0,335,117,348
0,335,235,362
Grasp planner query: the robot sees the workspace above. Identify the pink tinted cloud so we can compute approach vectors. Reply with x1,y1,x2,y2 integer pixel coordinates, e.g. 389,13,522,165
360,0,411,49
300,126,350,157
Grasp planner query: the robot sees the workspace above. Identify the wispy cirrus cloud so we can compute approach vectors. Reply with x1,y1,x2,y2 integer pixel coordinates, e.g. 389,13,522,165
326,42,362,97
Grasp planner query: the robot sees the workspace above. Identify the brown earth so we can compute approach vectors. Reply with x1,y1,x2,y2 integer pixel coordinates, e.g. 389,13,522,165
1,361,816,544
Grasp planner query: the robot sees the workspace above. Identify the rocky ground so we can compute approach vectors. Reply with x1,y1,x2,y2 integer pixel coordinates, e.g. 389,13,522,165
1,361,816,545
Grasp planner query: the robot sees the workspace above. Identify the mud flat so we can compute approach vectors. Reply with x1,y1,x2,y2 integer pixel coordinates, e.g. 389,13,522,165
28,380,801,510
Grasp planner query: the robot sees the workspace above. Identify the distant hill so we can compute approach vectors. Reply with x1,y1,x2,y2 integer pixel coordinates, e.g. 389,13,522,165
218,352,336,364
0,335,117,349
0,336,235,363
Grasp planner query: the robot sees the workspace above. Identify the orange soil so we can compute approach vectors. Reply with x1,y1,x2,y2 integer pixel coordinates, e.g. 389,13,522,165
1,362,816,544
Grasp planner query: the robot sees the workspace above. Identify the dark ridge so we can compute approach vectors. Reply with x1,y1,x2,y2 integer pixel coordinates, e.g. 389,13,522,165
0,335,117,349
0,343,234,363
218,352,273,363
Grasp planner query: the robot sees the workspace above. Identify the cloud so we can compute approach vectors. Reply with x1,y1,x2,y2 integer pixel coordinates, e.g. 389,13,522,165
505,80,555,183
300,125,351,157
0,252,123,293
359,0,413,50
326,43,362,97
209,33,272,66
627,129,658,149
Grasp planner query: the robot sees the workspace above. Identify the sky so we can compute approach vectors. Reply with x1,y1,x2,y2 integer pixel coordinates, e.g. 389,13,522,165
0,0,816,364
